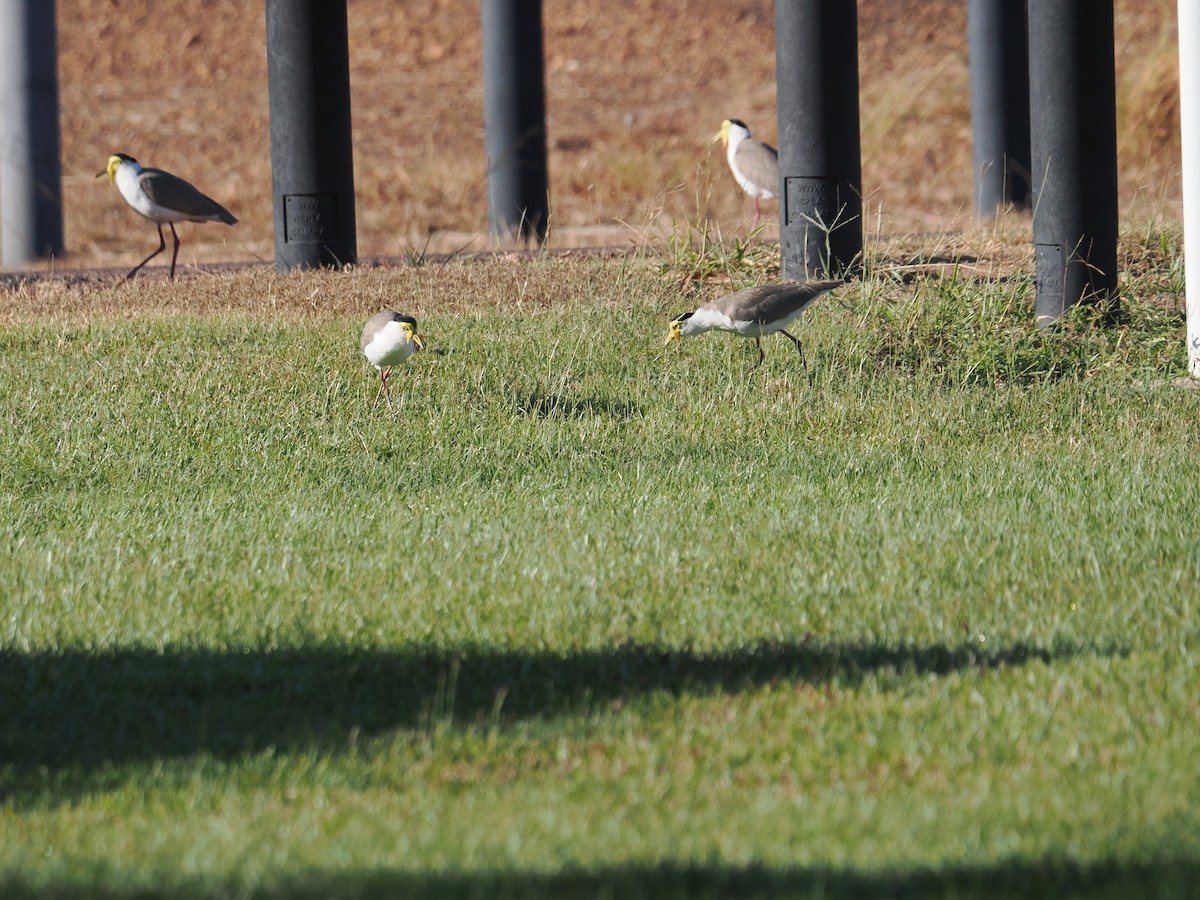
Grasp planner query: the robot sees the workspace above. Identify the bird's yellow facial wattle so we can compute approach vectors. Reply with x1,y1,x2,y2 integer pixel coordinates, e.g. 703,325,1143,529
401,323,425,352
663,320,683,346
713,120,732,146
97,156,123,184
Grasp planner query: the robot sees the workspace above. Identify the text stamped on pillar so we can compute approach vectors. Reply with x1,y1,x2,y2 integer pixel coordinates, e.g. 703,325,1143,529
784,176,837,227
284,193,339,243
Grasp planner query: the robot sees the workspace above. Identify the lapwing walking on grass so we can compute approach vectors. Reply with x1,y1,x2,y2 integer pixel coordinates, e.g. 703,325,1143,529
360,311,425,410
98,154,237,280
714,119,779,230
665,280,842,376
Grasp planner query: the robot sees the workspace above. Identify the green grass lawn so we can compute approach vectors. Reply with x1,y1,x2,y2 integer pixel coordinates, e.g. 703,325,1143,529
2,244,1198,898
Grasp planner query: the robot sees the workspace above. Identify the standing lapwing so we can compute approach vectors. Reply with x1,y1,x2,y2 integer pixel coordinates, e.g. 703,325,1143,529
98,153,237,281
360,311,425,411
714,119,779,230
664,280,842,376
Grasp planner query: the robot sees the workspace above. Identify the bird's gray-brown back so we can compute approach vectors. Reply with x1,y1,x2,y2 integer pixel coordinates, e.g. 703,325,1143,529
139,168,237,224
708,280,842,324
735,139,779,193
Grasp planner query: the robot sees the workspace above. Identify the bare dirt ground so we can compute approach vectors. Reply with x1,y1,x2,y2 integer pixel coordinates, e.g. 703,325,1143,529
23,0,1184,276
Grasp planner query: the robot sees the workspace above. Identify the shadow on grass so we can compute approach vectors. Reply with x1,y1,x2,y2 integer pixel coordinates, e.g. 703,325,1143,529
0,857,1192,899
2,639,1083,782
510,385,644,419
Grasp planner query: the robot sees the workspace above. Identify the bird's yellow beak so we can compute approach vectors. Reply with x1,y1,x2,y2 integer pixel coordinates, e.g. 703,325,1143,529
663,322,683,346
399,323,425,352
713,120,731,146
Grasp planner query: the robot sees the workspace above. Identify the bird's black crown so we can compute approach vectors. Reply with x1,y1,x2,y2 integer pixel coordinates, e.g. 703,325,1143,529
727,118,748,129
671,312,693,323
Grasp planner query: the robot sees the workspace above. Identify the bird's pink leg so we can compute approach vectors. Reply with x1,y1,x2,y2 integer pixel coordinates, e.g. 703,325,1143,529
380,367,394,411
745,337,765,375
369,367,393,410
780,329,811,384
126,225,167,280
168,223,182,280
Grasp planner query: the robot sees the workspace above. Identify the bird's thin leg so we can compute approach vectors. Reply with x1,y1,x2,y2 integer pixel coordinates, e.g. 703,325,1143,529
168,223,182,280
751,197,761,231
780,329,811,385
745,337,765,375
126,225,167,280
380,367,395,412
368,366,390,410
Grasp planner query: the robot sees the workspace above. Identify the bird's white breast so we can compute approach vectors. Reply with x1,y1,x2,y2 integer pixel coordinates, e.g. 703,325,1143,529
685,303,804,338
725,132,752,191
726,131,772,199
115,163,183,224
683,306,738,335
363,320,416,368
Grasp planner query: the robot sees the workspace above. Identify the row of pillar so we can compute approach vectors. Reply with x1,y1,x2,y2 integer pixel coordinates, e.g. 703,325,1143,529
0,0,1165,344
783,0,1119,329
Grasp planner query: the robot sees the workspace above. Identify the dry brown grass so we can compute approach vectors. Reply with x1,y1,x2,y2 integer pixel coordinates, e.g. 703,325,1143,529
19,0,1183,277
0,251,666,327
0,222,1051,331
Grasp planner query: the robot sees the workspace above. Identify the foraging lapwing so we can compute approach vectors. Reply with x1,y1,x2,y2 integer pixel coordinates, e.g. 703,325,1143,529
714,119,779,230
664,280,842,375
98,153,237,280
360,310,425,410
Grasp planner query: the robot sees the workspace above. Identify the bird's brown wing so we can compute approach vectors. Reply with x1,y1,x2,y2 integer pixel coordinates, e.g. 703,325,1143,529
734,139,779,194
140,169,238,224
709,280,841,324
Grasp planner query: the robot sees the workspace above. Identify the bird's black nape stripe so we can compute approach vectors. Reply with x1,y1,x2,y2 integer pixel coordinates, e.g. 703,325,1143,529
114,152,136,162
727,118,748,129
393,313,418,327
672,312,693,323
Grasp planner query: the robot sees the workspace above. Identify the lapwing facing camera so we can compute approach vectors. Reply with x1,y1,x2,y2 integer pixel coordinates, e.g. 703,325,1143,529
714,119,779,230
360,311,425,410
664,280,842,376
98,153,237,280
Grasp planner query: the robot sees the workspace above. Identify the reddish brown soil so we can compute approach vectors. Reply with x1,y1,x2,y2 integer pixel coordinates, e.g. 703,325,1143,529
34,0,1182,274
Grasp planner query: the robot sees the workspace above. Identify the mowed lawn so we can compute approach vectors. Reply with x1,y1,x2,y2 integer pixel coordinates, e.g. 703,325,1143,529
1,242,1198,898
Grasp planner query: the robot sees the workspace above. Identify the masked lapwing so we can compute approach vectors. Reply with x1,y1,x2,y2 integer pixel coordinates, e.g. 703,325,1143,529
98,153,237,281
664,280,842,376
714,119,779,230
361,310,426,410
